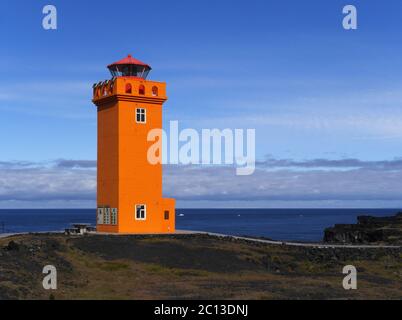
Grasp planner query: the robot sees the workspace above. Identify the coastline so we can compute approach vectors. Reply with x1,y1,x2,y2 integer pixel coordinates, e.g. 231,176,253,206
1,208,400,242
1,229,400,248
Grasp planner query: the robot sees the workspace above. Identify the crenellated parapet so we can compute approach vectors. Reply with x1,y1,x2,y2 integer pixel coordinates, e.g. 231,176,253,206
92,77,167,105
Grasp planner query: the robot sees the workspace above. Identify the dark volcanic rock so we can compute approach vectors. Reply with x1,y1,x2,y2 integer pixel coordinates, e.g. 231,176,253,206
69,234,266,273
324,213,402,244
5,241,20,251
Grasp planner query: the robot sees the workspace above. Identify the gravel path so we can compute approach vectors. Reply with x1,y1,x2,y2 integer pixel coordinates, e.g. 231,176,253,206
1,230,400,248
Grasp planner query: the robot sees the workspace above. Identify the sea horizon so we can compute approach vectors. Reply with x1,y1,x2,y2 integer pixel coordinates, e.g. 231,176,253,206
1,207,402,210
1,208,400,242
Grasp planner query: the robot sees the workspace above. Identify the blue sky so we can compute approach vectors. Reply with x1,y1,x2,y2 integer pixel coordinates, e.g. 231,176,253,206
1,0,402,208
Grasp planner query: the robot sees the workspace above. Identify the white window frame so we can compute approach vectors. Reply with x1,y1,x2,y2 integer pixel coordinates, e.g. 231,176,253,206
111,208,118,225
104,207,111,225
136,108,146,124
135,204,147,221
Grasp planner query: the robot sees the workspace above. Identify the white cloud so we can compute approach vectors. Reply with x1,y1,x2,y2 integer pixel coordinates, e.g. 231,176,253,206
1,158,402,208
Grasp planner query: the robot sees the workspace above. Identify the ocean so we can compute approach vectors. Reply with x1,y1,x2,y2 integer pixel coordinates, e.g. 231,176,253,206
0,208,399,242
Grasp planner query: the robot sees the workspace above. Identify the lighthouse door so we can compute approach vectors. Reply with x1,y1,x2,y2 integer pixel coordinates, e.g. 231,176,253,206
97,207,104,224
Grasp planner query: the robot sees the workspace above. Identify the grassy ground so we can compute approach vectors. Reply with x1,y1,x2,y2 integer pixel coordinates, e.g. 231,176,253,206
0,234,401,300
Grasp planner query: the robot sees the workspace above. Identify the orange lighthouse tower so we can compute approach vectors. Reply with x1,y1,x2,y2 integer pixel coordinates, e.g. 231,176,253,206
92,55,175,234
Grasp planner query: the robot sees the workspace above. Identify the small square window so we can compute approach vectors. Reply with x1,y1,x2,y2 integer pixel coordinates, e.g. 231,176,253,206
135,204,146,220
136,108,146,123
164,211,169,220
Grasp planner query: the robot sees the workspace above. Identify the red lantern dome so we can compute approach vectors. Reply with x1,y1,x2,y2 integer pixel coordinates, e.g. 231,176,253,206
107,54,152,79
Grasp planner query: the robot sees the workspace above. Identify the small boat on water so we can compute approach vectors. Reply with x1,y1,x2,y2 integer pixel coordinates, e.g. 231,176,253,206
178,214,185,217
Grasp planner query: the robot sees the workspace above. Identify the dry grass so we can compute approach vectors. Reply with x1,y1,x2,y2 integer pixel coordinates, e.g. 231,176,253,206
0,234,401,300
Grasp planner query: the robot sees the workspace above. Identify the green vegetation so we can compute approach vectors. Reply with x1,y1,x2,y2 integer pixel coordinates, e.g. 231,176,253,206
0,234,401,300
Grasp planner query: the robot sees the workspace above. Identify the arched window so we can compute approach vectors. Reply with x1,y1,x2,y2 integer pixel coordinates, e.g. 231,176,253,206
139,85,145,95
125,83,132,94
152,86,158,97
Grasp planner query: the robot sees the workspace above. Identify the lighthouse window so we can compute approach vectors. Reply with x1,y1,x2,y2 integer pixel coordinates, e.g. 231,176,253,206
152,86,158,96
104,208,111,225
139,85,145,95
136,204,146,220
136,108,146,123
111,208,118,225
125,83,132,94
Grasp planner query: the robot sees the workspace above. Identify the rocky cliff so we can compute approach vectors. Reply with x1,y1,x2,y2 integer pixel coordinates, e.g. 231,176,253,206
324,212,402,244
